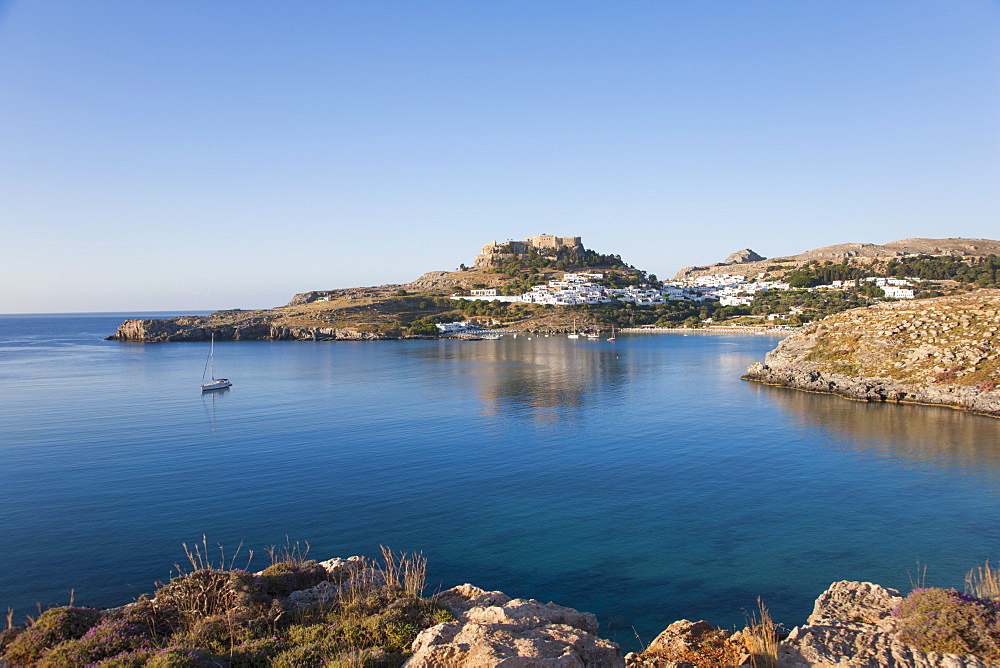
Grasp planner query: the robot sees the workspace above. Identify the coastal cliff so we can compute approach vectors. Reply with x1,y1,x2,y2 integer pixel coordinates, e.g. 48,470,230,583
743,290,1000,417
109,317,390,342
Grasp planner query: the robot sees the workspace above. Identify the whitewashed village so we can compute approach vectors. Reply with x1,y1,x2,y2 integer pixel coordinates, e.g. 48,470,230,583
430,235,923,333
453,272,915,308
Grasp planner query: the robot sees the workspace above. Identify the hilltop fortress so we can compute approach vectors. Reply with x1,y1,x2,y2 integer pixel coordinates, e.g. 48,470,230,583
474,234,584,268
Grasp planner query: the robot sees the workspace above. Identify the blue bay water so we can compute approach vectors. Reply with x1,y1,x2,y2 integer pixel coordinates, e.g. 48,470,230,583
1,313,999,651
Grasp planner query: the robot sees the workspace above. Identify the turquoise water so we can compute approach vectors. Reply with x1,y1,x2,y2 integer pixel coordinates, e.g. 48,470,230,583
1,313,999,651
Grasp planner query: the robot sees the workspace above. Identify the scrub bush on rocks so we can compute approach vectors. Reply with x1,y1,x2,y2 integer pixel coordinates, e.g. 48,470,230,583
894,587,1000,658
2,606,101,665
260,559,329,598
1,547,478,668
228,635,291,666
36,617,155,666
153,569,267,626
143,646,221,667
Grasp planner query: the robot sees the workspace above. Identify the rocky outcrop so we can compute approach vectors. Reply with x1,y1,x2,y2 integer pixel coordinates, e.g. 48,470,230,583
723,249,766,265
743,291,1000,417
405,271,468,290
779,581,990,667
108,318,390,342
286,284,405,306
627,582,992,667
625,619,749,666
406,584,624,667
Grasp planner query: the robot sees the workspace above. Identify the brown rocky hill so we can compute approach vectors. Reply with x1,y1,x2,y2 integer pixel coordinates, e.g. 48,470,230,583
743,290,1000,417
108,235,639,341
675,237,1000,279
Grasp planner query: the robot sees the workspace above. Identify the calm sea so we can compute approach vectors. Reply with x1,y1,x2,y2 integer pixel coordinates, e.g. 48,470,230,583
1,313,999,650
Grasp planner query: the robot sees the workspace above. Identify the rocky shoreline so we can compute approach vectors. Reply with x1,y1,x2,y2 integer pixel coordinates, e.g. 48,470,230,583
4,558,994,667
107,317,394,342
742,291,1000,418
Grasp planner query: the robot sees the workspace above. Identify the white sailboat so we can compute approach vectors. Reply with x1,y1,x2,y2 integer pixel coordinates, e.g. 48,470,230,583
608,325,616,342
200,334,232,391
567,319,580,338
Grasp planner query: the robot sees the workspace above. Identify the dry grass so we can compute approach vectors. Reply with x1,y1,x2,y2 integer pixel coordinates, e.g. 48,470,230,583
908,560,928,590
380,545,427,596
966,561,1000,602
178,535,253,575
266,536,311,566
743,598,779,668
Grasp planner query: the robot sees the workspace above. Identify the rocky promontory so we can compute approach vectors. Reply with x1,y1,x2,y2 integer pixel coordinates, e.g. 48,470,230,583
743,291,1000,417
109,315,391,342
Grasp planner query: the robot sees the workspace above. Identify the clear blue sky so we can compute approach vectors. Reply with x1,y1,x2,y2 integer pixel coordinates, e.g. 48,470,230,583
1,1,998,313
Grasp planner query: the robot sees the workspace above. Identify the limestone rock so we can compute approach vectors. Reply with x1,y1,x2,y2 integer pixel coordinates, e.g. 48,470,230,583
723,249,766,265
317,555,366,581
626,619,747,667
779,581,991,667
406,584,623,667
405,271,467,289
435,583,512,616
286,561,386,609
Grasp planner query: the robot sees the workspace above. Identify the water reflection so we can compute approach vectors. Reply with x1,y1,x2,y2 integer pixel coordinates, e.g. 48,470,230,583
446,338,630,423
200,386,230,432
752,383,1000,471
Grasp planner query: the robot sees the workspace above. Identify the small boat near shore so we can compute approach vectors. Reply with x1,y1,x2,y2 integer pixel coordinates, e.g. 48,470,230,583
200,334,232,392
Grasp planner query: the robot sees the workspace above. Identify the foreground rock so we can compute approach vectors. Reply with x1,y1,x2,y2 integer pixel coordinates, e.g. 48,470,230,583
627,581,992,667
406,584,624,667
743,291,1000,417
625,619,750,666
780,581,990,667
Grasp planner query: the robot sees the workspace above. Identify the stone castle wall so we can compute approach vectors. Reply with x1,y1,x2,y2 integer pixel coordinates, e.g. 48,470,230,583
474,234,583,268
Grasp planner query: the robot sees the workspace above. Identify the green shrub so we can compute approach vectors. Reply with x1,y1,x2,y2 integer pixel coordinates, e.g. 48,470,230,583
894,588,1000,658
3,606,102,665
272,625,340,666
144,647,221,667
260,560,329,597
229,635,291,666
38,619,155,666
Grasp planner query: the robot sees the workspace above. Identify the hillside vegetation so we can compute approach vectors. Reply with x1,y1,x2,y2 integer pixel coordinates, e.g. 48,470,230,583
800,292,1000,387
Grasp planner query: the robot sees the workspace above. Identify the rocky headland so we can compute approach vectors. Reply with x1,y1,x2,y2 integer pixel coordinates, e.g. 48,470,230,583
743,291,1000,418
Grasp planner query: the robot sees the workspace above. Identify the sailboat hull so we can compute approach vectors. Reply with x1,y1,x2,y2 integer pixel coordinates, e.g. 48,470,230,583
201,379,232,391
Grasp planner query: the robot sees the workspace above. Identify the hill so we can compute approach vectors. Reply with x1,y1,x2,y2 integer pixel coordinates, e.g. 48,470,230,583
743,290,1000,417
107,234,1000,342
108,235,648,341
676,237,1000,279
